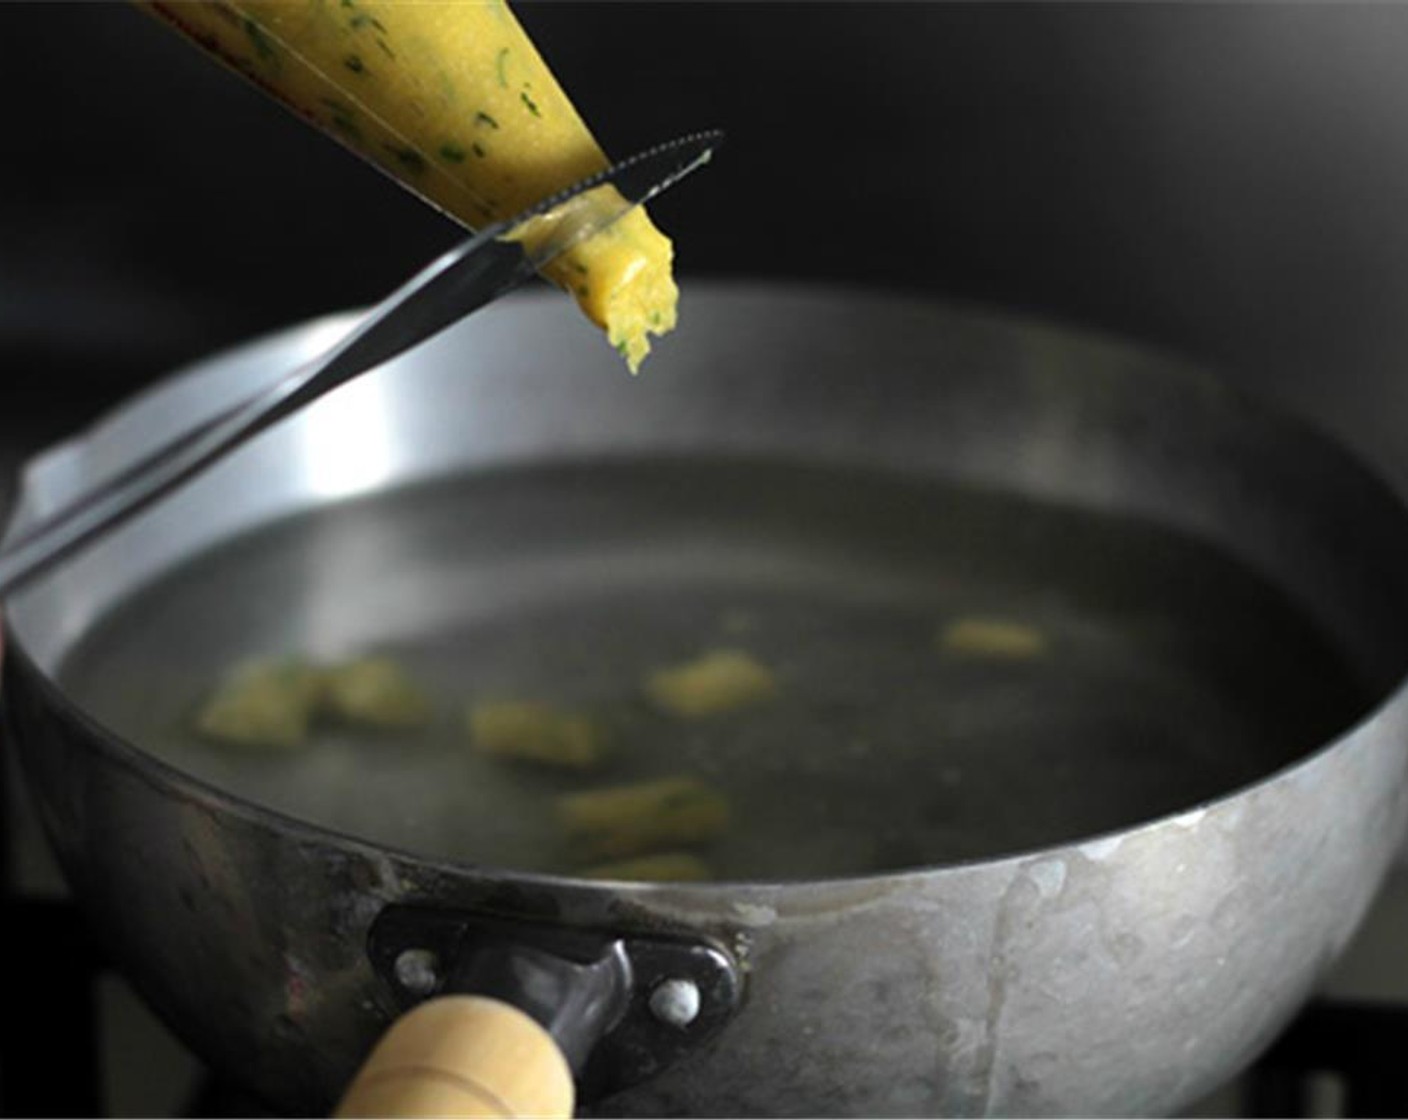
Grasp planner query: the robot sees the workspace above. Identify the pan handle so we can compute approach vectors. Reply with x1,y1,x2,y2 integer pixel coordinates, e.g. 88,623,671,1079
335,995,574,1118
356,905,744,1112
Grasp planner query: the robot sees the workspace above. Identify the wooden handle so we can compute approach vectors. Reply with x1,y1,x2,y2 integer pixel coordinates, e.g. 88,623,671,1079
335,996,574,1119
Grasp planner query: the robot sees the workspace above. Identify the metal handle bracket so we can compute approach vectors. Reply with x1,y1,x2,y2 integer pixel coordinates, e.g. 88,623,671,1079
367,904,742,1100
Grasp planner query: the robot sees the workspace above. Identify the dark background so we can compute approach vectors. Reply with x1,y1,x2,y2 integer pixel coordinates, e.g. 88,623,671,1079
7,2,1408,457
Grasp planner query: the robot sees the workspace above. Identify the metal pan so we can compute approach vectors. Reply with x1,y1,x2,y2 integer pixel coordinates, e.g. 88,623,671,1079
5,284,1408,1115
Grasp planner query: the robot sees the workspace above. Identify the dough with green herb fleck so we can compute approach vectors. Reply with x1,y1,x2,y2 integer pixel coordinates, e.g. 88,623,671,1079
558,776,729,860
322,656,432,730
645,649,778,718
468,699,602,769
195,659,328,749
142,0,678,371
939,618,1048,660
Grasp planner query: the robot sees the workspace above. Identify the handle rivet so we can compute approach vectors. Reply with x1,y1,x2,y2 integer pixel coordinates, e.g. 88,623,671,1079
648,978,701,1028
394,948,441,996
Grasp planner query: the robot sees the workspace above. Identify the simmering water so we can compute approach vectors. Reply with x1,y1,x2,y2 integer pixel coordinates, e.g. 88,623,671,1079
58,459,1370,880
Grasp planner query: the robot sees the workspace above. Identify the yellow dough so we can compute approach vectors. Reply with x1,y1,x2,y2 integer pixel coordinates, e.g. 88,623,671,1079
195,659,328,749
142,0,679,370
939,618,1048,660
557,776,729,860
323,657,432,730
467,699,602,769
645,649,778,718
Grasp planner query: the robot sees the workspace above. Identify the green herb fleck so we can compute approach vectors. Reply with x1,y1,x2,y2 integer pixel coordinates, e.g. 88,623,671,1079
344,54,366,74
520,90,542,118
648,310,664,328
243,18,278,67
329,114,362,141
348,12,387,32
382,144,426,173
615,338,631,360
495,48,510,87
439,143,466,163
471,141,487,159
475,111,500,130
576,284,590,297
571,261,589,275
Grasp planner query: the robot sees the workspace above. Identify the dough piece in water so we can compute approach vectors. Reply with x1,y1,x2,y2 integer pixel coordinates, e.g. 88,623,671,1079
558,776,729,860
468,699,602,770
645,649,777,718
939,618,1047,660
195,659,327,749
323,657,432,730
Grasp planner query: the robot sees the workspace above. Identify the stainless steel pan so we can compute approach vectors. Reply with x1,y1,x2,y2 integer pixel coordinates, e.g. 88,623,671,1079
5,284,1408,1116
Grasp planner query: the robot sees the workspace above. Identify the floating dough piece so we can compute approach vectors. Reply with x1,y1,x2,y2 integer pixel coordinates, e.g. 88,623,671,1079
322,657,432,730
558,776,730,860
645,649,778,718
581,852,713,883
939,618,1048,660
468,699,602,770
195,660,327,749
